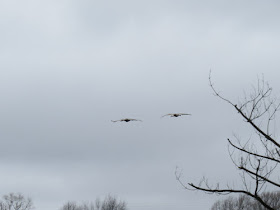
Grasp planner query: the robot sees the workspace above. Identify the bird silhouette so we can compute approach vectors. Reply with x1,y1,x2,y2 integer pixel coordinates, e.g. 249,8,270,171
111,118,142,123
161,113,191,118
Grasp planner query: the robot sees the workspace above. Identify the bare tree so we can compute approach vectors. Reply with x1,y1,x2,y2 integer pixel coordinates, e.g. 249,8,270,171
60,195,127,210
60,202,78,210
176,72,280,210
211,191,280,210
211,195,248,210
0,193,34,210
100,195,126,210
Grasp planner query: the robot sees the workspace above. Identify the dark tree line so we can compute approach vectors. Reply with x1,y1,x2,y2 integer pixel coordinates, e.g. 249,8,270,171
0,193,33,210
0,193,127,210
60,195,127,210
176,72,280,210
211,191,280,210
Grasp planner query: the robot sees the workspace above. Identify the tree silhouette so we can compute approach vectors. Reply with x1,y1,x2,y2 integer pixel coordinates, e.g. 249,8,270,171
176,72,280,210
0,193,33,210
211,191,280,210
60,195,127,210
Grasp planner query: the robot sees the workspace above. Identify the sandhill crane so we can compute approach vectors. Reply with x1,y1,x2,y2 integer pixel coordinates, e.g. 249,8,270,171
161,113,191,118
111,118,142,122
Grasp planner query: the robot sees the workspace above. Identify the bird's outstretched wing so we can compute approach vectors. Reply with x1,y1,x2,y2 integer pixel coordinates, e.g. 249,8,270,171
161,114,173,118
177,113,191,116
128,118,142,122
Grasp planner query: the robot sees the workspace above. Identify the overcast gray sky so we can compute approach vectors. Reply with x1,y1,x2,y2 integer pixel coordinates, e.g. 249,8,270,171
1,0,280,209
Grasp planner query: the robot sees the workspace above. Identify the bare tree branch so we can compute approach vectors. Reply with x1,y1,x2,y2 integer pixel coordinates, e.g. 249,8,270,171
227,138,280,164
179,72,280,210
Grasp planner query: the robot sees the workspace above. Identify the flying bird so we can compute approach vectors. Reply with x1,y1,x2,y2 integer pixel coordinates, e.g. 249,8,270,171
111,118,142,123
161,113,191,118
